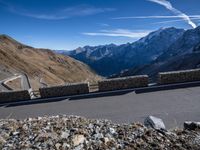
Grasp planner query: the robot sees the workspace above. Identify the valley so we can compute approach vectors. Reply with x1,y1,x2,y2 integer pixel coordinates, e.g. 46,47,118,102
56,26,200,80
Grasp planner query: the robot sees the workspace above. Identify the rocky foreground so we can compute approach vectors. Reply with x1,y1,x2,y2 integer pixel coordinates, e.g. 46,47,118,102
0,115,200,150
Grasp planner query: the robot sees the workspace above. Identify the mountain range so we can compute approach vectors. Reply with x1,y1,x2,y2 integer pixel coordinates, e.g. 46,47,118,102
0,35,100,90
56,27,185,76
55,26,200,80
1,25,199,90
120,26,200,81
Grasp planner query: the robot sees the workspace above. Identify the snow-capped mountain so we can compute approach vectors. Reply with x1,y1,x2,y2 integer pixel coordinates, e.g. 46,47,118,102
56,27,184,76
119,26,200,80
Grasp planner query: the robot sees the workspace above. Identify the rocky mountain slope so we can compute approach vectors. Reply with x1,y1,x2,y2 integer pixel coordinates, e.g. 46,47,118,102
56,27,185,76
0,35,100,90
120,26,200,81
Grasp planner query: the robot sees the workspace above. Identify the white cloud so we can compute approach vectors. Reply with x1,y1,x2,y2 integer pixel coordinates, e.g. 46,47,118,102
151,17,200,24
147,0,197,28
22,6,115,20
99,23,110,27
0,1,115,20
82,29,152,38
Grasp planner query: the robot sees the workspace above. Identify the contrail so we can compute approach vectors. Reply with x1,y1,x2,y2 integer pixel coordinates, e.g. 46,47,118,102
147,0,197,28
113,15,200,19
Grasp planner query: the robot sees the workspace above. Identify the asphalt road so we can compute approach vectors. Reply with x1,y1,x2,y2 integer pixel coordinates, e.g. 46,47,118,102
20,74,31,90
0,86,200,129
0,73,31,92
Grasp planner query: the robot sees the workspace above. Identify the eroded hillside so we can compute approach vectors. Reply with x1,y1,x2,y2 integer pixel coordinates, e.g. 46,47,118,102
0,35,101,90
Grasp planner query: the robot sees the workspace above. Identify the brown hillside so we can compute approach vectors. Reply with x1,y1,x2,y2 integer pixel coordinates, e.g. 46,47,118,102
0,35,101,90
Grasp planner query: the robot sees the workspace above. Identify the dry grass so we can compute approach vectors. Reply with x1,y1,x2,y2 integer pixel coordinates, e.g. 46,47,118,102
0,35,101,90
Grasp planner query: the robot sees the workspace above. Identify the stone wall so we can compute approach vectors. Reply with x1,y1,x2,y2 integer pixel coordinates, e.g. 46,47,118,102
159,69,200,84
39,83,89,98
98,75,149,92
0,90,31,103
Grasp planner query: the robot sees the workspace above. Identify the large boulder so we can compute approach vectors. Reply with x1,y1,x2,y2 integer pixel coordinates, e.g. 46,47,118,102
144,116,166,130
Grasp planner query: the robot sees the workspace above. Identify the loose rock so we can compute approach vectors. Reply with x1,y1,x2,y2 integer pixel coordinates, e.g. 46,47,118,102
72,134,85,146
184,121,200,130
0,115,199,149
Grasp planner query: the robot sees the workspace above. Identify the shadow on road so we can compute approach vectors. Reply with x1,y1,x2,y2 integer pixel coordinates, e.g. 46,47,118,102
2,89,134,108
68,90,133,100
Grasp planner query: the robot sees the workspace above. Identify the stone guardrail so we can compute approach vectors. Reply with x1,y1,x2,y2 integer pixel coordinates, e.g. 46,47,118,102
39,83,89,98
2,69,200,101
158,69,200,84
0,90,31,103
98,75,149,92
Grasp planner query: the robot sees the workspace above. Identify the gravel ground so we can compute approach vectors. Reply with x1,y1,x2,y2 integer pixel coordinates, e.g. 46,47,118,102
0,115,200,150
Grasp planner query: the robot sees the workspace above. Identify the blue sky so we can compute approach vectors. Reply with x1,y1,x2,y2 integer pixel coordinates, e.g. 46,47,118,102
0,0,200,50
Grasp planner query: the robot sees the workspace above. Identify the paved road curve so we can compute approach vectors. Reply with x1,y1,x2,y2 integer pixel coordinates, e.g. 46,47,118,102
0,73,31,91
0,86,200,129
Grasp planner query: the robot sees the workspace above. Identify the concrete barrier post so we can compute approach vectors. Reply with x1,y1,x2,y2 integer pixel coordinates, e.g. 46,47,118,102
159,69,200,84
98,75,149,92
39,82,89,98
0,90,31,103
